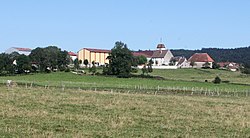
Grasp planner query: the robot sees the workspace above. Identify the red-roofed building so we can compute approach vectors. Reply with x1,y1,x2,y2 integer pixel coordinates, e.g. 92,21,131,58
68,51,77,61
5,47,32,55
188,53,214,68
217,62,240,71
78,48,111,66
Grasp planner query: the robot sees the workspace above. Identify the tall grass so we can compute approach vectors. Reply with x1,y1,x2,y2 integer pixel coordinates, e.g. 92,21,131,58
0,86,249,137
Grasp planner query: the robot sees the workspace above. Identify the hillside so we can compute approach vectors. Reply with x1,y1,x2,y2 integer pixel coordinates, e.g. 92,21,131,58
171,46,250,67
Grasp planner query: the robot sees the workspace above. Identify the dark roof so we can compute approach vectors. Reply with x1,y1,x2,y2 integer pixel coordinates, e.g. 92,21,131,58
188,53,214,62
152,50,169,58
156,44,166,49
84,48,110,53
13,47,32,52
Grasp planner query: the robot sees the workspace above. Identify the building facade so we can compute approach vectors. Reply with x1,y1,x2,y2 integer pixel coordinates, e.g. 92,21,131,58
78,48,110,66
188,53,214,68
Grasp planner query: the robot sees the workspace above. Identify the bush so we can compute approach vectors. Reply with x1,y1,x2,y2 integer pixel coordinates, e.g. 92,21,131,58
65,68,70,72
213,76,221,84
241,68,250,74
131,68,138,73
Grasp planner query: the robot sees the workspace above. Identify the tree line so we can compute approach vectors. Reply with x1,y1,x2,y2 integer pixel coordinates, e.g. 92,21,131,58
0,42,151,77
0,46,70,75
171,46,250,68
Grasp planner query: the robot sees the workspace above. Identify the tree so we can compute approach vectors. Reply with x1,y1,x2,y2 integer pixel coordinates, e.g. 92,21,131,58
0,53,16,75
73,58,80,70
141,65,148,75
89,61,97,75
202,62,211,69
190,61,196,68
83,59,89,68
212,62,220,69
107,41,134,78
147,59,153,73
213,76,221,84
16,54,31,74
79,60,82,65
29,46,70,72
136,55,147,65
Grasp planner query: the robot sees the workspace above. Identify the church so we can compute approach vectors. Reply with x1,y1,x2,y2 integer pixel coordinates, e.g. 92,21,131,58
133,43,174,66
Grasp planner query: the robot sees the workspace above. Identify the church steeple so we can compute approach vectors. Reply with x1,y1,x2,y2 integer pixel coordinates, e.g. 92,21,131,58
156,38,166,51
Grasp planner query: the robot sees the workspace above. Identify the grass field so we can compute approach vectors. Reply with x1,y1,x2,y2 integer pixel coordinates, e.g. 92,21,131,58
0,86,249,137
0,69,249,137
0,69,249,94
149,68,250,85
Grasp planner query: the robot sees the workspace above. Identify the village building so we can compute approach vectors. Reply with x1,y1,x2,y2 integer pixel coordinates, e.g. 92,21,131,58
5,47,32,55
133,43,174,66
170,56,190,68
188,53,214,68
77,48,110,66
217,62,240,71
68,51,77,61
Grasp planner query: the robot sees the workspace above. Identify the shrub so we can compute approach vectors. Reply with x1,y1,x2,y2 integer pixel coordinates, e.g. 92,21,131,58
131,68,138,73
65,68,70,72
241,68,250,74
213,76,221,84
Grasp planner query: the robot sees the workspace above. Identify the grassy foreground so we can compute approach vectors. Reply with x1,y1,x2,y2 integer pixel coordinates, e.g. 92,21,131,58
0,86,249,137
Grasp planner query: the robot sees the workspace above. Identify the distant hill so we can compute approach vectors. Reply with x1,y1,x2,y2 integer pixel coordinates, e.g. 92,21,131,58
171,46,250,67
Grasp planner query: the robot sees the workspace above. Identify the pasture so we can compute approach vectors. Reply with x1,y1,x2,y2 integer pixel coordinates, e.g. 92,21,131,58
0,69,249,95
0,86,249,137
150,68,250,85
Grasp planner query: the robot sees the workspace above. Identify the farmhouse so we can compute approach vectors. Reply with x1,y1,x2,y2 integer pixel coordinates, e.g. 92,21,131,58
133,43,174,66
5,47,32,55
218,62,240,71
188,53,214,68
78,48,110,66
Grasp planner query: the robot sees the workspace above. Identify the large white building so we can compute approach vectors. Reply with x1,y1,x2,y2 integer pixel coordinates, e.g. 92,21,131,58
5,47,32,55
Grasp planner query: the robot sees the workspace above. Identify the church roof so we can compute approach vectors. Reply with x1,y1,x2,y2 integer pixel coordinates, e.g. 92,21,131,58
132,50,154,58
152,50,169,58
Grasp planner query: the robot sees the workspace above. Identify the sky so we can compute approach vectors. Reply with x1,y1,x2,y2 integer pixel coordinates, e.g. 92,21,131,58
0,0,250,53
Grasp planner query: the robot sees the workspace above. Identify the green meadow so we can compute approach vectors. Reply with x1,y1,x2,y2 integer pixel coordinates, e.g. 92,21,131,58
0,69,249,94
0,69,249,137
0,87,249,137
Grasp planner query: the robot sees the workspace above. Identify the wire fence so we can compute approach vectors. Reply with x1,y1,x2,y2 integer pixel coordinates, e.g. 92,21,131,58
1,80,250,97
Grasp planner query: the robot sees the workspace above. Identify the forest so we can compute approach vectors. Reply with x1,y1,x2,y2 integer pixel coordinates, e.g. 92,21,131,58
171,46,250,67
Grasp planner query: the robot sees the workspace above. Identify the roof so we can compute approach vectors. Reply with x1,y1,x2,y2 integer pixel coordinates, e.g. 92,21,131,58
84,48,110,53
217,62,239,68
68,51,77,56
13,47,32,52
152,50,169,58
171,56,187,65
156,44,166,49
177,58,186,66
188,53,214,62
132,50,154,58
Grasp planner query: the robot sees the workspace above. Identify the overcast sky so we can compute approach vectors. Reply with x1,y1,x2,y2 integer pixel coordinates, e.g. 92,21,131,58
0,0,250,53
